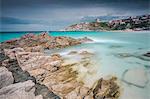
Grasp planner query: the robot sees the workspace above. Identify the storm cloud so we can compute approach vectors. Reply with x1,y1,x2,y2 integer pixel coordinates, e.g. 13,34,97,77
1,0,149,31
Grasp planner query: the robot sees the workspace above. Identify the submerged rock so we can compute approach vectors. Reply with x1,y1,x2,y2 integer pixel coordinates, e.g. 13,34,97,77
115,52,150,61
109,45,122,48
79,51,94,56
143,52,150,57
68,51,78,55
115,53,132,58
122,68,148,88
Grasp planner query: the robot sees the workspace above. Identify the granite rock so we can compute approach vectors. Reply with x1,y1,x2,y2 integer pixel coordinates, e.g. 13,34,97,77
0,80,37,99
0,67,14,88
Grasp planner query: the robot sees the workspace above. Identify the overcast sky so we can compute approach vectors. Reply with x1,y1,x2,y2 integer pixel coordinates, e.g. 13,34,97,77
1,0,149,31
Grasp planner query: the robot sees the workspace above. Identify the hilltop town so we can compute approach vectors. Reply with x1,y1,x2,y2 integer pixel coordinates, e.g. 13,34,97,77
64,15,150,31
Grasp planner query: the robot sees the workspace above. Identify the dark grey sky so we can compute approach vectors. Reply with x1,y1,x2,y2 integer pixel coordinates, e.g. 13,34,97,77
1,0,149,31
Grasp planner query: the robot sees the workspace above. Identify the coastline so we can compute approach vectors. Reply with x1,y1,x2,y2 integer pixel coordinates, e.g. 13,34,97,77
0,32,121,99
104,30,150,33
59,30,150,33
0,32,149,99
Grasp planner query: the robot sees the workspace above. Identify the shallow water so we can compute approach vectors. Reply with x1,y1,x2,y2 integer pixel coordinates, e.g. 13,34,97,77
1,31,150,99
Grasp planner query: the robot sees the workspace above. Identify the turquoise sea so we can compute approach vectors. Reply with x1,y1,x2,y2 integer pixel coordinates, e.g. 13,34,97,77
0,31,150,99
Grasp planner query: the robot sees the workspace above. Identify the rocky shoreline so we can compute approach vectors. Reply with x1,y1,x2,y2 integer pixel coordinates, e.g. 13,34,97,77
0,32,120,99
64,14,150,31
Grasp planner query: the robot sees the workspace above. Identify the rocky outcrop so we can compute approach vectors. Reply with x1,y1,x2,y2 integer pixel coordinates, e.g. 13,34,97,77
1,32,92,51
0,33,121,99
2,47,120,99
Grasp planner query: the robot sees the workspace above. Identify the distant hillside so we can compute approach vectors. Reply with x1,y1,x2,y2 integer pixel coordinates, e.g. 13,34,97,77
64,22,110,31
64,15,150,31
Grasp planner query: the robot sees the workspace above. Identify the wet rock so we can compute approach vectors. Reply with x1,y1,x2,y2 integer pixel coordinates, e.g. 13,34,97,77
0,67,14,88
78,37,93,43
51,83,78,96
65,77,120,99
143,52,150,57
122,68,148,88
65,86,92,99
93,77,120,99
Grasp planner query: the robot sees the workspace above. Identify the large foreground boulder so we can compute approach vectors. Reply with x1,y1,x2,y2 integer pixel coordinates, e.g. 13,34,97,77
0,67,14,89
0,80,42,99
